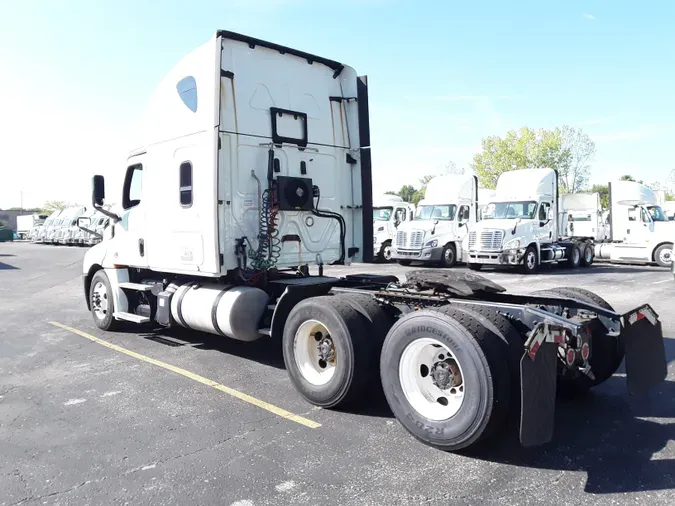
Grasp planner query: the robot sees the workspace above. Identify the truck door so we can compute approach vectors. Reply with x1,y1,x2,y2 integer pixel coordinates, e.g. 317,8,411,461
113,160,148,269
629,206,654,243
536,201,553,242
456,205,470,240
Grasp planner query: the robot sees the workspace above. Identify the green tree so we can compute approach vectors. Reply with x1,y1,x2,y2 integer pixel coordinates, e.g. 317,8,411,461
43,200,71,212
557,125,596,193
470,126,571,190
590,184,610,209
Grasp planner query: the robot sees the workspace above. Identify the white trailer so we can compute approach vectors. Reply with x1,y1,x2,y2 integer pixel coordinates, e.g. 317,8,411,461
16,213,48,240
391,174,479,267
372,194,415,262
79,31,666,453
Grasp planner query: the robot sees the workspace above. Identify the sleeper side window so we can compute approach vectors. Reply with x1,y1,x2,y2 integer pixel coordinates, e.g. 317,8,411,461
122,164,143,210
180,161,193,207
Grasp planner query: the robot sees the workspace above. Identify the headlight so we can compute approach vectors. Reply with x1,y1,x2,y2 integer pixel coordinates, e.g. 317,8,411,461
425,239,438,248
503,238,521,250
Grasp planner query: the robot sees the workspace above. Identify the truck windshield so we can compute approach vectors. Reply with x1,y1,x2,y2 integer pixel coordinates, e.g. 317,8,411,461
415,205,456,221
483,201,537,220
647,205,668,222
373,207,393,221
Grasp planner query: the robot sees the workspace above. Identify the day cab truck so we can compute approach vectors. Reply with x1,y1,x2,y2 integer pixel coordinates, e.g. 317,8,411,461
80,30,666,453
372,194,415,262
390,174,479,267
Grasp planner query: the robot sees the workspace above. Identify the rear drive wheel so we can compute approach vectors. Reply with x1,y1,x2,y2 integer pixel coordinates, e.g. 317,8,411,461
654,243,673,268
467,263,483,271
580,243,594,267
439,243,457,268
283,296,371,408
89,270,122,331
530,287,624,393
522,245,538,274
380,307,511,452
566,244,581,268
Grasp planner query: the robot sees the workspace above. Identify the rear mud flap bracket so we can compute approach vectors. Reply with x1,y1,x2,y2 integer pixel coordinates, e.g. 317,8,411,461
519,341,558,447
622,306,667,394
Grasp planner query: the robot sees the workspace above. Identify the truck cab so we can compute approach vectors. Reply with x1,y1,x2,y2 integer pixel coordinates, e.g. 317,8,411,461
372,194,414,262
391,174,478,267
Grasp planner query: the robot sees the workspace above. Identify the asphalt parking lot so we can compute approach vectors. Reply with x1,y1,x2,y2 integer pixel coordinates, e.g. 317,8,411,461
1,242,674,506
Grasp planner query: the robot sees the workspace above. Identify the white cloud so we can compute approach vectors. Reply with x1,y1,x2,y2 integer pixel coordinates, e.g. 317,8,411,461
583,12,596,21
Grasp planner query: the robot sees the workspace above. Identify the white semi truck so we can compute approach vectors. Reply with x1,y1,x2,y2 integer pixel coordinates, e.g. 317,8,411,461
594,180,674,267
467,169,674,272
372,194,415,262
390,174,478,267
80,30,666,452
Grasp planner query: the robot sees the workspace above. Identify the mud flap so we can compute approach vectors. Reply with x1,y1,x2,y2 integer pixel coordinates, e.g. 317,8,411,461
519,342,558,446
622,306,667,394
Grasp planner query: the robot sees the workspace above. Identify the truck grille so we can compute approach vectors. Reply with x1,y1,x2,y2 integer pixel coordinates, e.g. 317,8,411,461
468,230,504,251
395,230,424,249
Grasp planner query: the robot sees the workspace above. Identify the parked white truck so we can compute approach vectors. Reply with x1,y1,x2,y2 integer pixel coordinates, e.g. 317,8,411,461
594,180,674,267
372,194,415,262
391,174,478,267
79,30,666,453
467,168,674,272
561,192,609,241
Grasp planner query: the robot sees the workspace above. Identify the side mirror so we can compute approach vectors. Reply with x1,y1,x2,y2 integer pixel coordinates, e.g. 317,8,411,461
547,208,554,220
92,175,105,207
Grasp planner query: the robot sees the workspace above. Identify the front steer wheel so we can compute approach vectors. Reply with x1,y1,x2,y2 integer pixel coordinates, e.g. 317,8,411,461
380,307,511,452
89,270,122,331
282,296,371,409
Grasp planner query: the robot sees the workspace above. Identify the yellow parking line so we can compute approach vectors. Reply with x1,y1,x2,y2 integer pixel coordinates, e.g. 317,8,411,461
49,321,321,429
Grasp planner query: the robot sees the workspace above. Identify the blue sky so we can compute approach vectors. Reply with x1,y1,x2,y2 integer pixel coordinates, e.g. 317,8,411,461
1,0,673,208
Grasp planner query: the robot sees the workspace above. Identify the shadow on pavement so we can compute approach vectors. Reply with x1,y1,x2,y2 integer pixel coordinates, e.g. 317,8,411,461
0,262,18,270
134,324,286,370
465,377,675,494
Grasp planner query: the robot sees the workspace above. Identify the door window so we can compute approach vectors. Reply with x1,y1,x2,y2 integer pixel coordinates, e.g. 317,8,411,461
538,202,550,221
122,164,143,210
458,205,470,222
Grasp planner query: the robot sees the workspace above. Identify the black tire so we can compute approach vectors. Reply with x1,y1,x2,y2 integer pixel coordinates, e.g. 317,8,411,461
654,243,673,268
522,245,538,274
566,244,581,268
331,291,395,368
467,263,483,271
397,259,413,266
380,307,511,452
530,287,625,392
282,295,371,408
580,242,594,267
89,270,122,331
377,240,393,263
439,243,457,268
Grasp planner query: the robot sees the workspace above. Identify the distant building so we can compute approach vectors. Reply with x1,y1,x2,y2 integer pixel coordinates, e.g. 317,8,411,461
0,209,42,232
